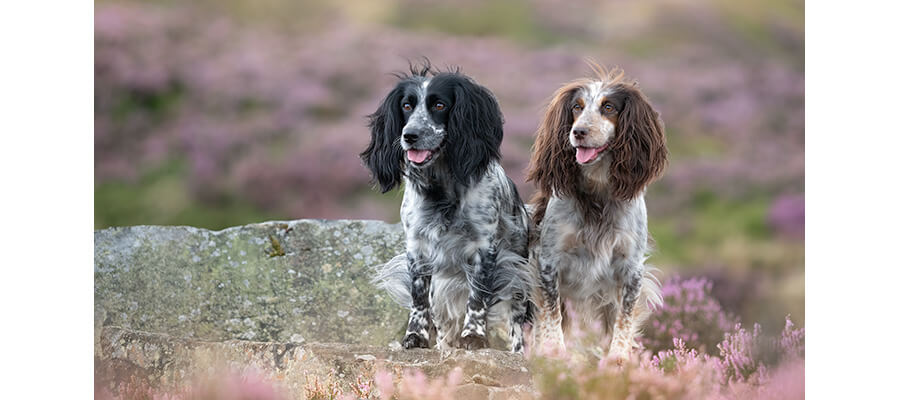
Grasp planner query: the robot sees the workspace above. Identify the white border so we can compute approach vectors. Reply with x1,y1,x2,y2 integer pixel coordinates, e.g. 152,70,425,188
0,1,94,398
5,0,900,397
807,1,900,397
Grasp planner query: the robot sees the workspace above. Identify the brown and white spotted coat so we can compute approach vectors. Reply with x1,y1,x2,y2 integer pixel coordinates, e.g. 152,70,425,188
526,64,667,360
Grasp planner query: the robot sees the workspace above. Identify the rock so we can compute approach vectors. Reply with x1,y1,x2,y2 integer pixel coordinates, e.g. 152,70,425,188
94,219,540,398
94,220,409,348
96,326,537,399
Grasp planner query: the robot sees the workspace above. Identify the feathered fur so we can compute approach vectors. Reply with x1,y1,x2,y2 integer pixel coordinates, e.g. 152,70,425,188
526,63,667,359
363,63,532,352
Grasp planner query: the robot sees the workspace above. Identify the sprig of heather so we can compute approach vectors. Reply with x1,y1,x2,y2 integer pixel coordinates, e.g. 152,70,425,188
373,368,463,400
95,369,289,400
713,315,805,385
642,276,739,354
716,322,767,384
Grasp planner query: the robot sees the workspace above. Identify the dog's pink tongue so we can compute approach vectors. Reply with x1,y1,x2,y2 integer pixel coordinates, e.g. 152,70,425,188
407,149,432,163
575,147,602,164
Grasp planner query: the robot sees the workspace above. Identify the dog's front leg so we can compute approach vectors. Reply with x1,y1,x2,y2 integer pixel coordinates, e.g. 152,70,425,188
402,252,433,349
534,254,566,355
609,264,643,362
507,290,529,353
459,247,494,350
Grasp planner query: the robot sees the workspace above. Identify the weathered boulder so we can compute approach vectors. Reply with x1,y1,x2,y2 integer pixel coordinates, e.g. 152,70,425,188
94,220,408,348
94,219,539,399
96,326,536,399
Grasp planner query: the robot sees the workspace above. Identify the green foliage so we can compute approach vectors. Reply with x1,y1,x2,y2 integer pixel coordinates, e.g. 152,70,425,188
265,235,286,257
94,160,279,230
650,192,775,268
385,0,562,46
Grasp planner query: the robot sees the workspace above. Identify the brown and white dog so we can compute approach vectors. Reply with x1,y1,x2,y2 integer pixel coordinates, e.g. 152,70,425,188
526,64,667,360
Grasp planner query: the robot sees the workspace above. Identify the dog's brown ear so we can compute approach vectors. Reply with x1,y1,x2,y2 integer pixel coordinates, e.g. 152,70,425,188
607,84,667,201
526,81,587,200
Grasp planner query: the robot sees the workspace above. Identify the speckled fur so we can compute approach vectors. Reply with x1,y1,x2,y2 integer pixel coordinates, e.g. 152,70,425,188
364,65,532,353
534,187,662,356
526,65,667,359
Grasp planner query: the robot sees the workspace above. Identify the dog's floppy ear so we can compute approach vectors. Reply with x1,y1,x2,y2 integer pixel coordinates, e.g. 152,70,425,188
361,84,406,193
526,81,585,198
446,77,503,185
607,84,667,200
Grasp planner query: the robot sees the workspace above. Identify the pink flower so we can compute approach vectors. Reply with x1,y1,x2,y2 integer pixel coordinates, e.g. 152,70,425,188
374,370,395,400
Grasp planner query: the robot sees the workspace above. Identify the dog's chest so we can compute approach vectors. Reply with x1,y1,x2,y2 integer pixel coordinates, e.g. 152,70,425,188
401,189,491,266
542,201,624,300
555,222,619,296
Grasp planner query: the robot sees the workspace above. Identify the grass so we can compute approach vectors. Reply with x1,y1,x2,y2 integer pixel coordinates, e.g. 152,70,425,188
94,160,279,230
648,190,804,329
651,191,780,268
383,0,567,47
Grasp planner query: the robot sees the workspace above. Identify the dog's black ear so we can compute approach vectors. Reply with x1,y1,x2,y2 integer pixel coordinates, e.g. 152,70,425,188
361,84,406,193
446,78,503,184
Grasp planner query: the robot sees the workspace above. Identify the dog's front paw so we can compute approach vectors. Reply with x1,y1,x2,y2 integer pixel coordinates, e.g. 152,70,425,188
606,343,632,366
459,332,489,350
533,322,567,357
402,332,430,349
537,340,567,358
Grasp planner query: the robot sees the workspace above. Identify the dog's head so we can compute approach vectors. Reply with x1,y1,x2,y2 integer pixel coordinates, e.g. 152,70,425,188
527,63,667,201
361,63,504,192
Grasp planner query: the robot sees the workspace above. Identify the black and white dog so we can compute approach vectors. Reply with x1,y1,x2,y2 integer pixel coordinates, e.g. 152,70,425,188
362,64,532,352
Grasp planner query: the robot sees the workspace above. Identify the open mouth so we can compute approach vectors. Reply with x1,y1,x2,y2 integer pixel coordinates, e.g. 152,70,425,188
407,149,437,165
575,143,609,164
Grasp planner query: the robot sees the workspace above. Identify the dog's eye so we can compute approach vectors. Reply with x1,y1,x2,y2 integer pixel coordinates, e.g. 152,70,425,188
402,103,412,112
572,104,583,113
602,103,615,113
434,102,445,111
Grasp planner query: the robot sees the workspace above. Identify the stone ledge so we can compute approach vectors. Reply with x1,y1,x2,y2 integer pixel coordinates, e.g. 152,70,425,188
96,326,537,399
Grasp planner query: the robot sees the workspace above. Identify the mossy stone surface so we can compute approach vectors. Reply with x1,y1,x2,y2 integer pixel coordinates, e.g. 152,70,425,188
94,220,408,347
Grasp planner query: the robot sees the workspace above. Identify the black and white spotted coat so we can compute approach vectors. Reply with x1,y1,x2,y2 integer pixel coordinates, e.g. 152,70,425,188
375,161,532,352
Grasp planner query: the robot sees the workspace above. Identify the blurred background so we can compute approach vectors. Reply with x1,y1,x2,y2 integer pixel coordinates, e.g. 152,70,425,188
95,0,803,331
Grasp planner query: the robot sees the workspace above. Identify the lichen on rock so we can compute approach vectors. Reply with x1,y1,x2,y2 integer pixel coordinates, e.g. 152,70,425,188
94,220,539,398
94,219,409,347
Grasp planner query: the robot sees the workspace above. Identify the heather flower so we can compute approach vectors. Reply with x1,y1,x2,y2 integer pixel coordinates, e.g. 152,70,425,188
96,369,289,400
751,359,805,400
642,276,738,353
374,371,394,400
779,315,805,360
372,368,463,400
650,338,710,374
96,315,805,400
714,315,804,385
402,368,463,400
95,2,804,227
768,194,805,238
716,323,767,384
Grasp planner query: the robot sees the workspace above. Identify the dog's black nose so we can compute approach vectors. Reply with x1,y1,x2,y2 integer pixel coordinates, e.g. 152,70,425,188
572,128,588,139
403,131,420,143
